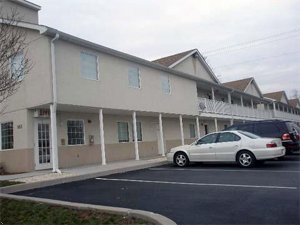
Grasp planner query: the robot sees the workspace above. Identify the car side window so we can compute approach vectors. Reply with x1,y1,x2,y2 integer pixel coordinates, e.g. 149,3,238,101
197,133,218,145
217,132,241,143
254,123,281,137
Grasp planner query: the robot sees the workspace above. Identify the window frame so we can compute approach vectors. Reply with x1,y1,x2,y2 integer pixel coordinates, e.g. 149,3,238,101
128,67,141,89
0,121,14,150
67,119,85,146
189,123,196,138
196,133,218,145
161,74,171,95
80,51,99,81
117,121,130,143
216,132,241,143
10,51,25,81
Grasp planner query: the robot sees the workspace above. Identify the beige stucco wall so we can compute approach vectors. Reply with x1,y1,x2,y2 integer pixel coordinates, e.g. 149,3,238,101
2,28,52,114
173,56,216,83
0,0,39,24
0,148,34,173
54,40,198,116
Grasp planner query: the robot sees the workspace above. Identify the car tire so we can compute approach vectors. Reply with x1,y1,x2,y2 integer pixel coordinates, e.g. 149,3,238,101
174,152,189,167
237,151,256,168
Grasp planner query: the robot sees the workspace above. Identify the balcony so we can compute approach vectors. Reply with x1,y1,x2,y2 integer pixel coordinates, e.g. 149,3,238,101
198,98,272,120
198,98,300,122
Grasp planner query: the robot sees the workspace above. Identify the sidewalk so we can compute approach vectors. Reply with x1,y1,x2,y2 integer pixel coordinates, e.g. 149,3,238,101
0,157,167,193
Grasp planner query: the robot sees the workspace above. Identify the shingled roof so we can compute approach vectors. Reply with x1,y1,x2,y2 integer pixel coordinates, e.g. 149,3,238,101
263,91,286,102
222,77,253,92
288,98,300,108
152,49,195,67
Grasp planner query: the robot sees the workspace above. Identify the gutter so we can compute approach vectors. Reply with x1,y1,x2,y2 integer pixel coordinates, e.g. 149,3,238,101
50,33,61,174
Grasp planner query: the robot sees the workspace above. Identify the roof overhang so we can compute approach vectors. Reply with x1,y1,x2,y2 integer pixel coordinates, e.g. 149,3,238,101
10,0,41,11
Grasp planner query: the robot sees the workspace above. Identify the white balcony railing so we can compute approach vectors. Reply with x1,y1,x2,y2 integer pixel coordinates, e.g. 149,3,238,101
198,98,273,120
274,110,300,122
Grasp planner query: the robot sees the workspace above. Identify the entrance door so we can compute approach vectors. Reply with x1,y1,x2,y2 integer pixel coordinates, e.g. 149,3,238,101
34,119,52,170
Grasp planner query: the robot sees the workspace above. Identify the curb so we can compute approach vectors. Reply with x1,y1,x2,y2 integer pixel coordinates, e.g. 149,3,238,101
0,160,167,194
0,193,177,225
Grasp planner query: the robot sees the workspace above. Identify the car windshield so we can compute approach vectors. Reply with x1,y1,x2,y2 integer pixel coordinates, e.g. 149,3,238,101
238,130,260,139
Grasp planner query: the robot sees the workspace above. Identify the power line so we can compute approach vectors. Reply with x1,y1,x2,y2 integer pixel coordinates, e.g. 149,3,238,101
203,28,300,56
212,50,300,69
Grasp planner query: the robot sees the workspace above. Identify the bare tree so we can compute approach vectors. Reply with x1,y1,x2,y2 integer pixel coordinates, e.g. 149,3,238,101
290,89,300,100
0,8,31,113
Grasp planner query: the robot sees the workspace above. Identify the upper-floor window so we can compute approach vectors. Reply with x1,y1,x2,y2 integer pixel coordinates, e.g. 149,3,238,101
80,52,98,80
118,122,129,142
67,120,85,145
161,74,171,94
11,52,25,81
1,122,14,150
128,67,140,88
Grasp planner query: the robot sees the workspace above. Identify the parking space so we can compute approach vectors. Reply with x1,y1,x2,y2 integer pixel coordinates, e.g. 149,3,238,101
16,155,300,225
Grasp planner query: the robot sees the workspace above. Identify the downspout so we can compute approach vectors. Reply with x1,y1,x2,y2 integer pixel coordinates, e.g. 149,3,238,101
50,33,60,173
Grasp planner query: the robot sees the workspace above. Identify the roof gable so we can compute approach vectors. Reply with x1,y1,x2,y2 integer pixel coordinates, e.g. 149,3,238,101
263,91,289,103
152,49,220,83
288,99,300,108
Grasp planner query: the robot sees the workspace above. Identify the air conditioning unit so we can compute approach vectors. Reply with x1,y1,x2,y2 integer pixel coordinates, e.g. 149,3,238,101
34,109,50,118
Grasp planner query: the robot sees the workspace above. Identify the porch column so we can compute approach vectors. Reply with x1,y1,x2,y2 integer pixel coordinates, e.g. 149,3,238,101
212,87,216,112
251,99,254,109
272,101,276,117
240,95,244,107
227,92,232,104
99,109,106,165
50,104,60,173
132,111,140,160
230,118,234,125
214,118,218,132
159,114,165,156
179,115,184,145
196,116,200,139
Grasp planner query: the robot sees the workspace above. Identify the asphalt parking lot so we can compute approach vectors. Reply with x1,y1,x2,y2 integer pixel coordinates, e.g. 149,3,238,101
16,155,300,225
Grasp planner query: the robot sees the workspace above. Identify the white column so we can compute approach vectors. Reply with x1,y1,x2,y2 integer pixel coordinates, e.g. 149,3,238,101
230,118,234,125
273,101,276,117
159,114,165,156
132,111,140,160
99,109,106,165
196,116,200,139
251,99,254,109
212,87,216,112
227,92,232,104
50,104,60,173
214,118,218,132
179,115,184,145
240,95,244,107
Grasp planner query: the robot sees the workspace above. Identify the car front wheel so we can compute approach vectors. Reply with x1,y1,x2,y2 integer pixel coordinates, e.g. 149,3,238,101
237,151,256,168
174,152,189,167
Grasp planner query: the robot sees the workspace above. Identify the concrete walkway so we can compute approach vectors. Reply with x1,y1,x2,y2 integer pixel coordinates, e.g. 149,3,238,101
1,157,167,193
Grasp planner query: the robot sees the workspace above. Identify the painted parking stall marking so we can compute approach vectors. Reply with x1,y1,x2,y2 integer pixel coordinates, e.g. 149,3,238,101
95,178,297,190
149,168,300,173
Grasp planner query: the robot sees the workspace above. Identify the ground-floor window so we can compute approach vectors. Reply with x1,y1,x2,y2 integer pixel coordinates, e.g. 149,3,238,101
1,122,14,150
132,121,142,141
204,124,209,135
189,124,196,138
67,120,85,145
118,122,129,142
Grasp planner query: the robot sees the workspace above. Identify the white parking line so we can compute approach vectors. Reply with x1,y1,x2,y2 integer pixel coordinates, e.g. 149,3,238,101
95,178,297,190
149,168,300,173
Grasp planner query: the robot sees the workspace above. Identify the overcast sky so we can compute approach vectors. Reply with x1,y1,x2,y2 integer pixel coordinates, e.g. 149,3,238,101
33,0,300,98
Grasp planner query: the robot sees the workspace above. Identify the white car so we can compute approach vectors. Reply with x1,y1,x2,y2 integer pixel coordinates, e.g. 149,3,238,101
167,130,285,167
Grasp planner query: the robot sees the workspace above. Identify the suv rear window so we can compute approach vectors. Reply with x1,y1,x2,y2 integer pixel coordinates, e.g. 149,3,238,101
253,123,282,138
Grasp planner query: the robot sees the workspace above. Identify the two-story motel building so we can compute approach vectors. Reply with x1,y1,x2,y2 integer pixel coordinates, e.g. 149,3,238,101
1,0,300,173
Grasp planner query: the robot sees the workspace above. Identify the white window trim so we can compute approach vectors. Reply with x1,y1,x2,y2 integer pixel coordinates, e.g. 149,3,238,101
189,123,196,139
0,121,14,151
128,67,141,89
132,121,143,142
161,74,171,95
67,119,86,146
117,121,130,143
80,51,100,81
